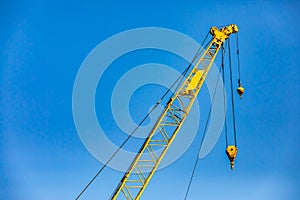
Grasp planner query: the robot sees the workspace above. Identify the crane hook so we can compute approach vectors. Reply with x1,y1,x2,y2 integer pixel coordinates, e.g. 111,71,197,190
226,146,238,170
237,82,244,99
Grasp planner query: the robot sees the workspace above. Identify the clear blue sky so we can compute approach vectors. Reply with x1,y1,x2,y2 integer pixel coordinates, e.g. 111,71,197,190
1,1,299,200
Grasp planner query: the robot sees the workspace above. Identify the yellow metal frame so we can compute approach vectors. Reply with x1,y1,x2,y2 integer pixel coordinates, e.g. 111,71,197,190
111,24,238,200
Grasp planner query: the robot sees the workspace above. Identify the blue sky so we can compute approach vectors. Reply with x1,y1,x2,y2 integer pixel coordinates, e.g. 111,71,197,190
1,1,299,200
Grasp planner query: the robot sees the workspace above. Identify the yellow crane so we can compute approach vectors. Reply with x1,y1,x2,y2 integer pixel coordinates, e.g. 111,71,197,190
111,24,243,200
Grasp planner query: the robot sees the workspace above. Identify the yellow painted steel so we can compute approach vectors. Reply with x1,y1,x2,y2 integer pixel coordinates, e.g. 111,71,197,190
210,24,238,45
185,69,204,93
111,24,238,200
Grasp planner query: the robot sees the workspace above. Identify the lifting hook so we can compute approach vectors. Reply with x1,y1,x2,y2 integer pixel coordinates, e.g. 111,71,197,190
237,83,244,99
226,146,238,170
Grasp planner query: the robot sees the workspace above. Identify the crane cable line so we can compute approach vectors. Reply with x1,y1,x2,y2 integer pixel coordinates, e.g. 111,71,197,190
75,32,210,200
184,34,242,198
109,37,213,200
76,56,190,200
109,40,211,200
183,63,223,200
228,37,238,147
224,35,241,149
222,43,229,147
236,33,241,85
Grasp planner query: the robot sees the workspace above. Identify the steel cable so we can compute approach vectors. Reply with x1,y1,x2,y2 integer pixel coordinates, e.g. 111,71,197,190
183,64,222,200
75,32,210,199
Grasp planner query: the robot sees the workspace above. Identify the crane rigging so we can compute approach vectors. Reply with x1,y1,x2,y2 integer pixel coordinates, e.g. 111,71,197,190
76,24,244,200
111,24,242,200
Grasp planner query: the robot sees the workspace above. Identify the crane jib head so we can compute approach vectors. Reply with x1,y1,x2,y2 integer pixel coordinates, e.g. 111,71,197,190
210,24,238,45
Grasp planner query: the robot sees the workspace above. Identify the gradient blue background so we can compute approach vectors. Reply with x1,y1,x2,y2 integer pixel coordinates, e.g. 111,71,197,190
1,1,299,199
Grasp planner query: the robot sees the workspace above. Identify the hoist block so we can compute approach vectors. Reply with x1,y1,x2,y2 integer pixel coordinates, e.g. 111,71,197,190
226,146,238,170
237,86,245,99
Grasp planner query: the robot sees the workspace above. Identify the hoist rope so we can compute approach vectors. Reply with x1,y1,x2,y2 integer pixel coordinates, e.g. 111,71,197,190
75,100,160,200
236,33,241,84
110,34,212,200
75,32,210,199
76,61,190,200
222,44,229,147
228,38,238,147
184,32,241,199
183,64,222,200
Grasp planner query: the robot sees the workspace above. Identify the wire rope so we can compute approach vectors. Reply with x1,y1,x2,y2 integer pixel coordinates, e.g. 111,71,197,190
183,64,222,200
236,33,241,85
221,44,229,147
228,38,238,147
75,32,210,199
